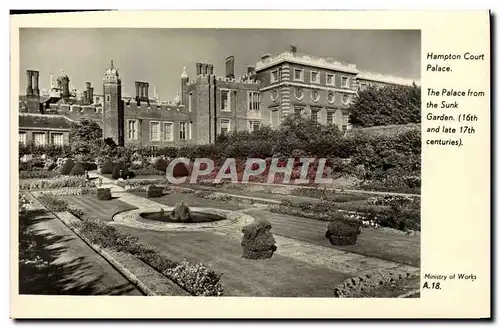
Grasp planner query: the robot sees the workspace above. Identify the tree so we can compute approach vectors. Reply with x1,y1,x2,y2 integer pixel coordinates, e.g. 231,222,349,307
69,119,103,161
347,83,421,128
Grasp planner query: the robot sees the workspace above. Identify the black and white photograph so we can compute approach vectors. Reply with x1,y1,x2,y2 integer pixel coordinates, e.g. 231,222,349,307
16,27,422,299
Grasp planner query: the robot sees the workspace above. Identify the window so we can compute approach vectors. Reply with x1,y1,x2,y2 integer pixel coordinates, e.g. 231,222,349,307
341,76,349,88
150,122,160,141
127,120,138,140
310,71,319,84
19,132,26,145
33,132,46,146
271,70,279,83
326,74,335,86
327,92,335,104
188,93,192,112
294,88,304,100
106,94,111,102
51,133,63,146
248,120,261,132
359,82,367,91
311,90,320,102
327,111,335,125
220,90,230,112
311,110,319,122
294,107,304,119
248,91,260,111
179,122,187,140
163,122,173,141
343,113,350,126
293,69,304,81
220,118,231,135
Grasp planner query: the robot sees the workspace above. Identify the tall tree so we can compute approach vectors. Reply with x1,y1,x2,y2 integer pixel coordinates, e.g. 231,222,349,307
348,83,421,128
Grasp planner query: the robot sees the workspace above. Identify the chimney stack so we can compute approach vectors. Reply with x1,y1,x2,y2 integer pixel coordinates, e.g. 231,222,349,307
32,71,40,96
247,66,255,74
208,64,214,75
89,87,94,104
196,63,202,75
225,56,235,79
201,64,207,75
135,81,140,99
26,70,33,96
83,90,88,104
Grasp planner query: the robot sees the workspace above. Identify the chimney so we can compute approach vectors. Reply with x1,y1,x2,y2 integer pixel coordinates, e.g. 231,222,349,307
196,63,202,75
89,87,94,104
61,76,70,99
247,66,255,74
144,82,149,101
225,56,235,79
208,64,214,75
287,45,297,54
32,71,39,96
83,90,88,104
201,64,208,75
26,70,33,96
135,81,140,99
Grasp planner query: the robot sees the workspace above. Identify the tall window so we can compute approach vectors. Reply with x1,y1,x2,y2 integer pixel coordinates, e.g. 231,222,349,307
106,94,111,102
271,70,279,83
150,122,160,141
220,118,231,135
248,92,260,111
311,110,319,122
341,76,349,88
51,133,63,146
326,73,335,86
310,71,319,84
248,120,261,132
19,132,26,145
294,69,304,81
163,122,173,141
128,120,138,140
33,132,46,146
188,93,192,112
179,122,187,140
327,112,335,125
221,90,230,111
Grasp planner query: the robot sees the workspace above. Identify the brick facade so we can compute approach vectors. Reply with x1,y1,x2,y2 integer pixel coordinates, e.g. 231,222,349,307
19,47,420,147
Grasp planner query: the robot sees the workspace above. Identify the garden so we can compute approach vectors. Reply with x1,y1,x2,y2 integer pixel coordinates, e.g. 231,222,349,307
18,84,421,297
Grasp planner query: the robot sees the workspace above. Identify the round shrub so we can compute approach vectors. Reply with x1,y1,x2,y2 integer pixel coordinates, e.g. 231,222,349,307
101,159,114,174
241,220,277,260
172,162,189,178
70,162,86,176
325,215,362,246
111,162,131,180
60,158,75,175
155,158,168,172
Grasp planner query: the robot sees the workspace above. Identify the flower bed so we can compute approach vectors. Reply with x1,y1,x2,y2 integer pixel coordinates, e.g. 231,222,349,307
19,170,61,180
74,218,223,296
271,199,420,232
20,176,96,191
36,187,98,196
116,179,167,188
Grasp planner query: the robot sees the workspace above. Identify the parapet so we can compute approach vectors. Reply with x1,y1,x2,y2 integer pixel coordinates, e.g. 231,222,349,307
357,70,421,86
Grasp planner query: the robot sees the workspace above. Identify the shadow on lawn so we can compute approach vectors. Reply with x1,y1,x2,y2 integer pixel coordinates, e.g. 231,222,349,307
18,210,140,295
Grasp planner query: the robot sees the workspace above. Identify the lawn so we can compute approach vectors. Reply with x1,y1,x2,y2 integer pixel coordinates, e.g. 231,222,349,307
114,225,352,297
246,209,420,267
61,195,137,221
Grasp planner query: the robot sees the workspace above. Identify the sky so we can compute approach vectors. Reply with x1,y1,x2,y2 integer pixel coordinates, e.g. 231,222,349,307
19,28,421,100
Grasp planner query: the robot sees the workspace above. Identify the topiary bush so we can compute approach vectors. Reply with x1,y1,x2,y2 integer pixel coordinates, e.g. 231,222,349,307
155,158,168,172
241,220,277,260
325,214,362,246
97,188,111,200
101,159,114,174
60,158,75,175
70,162,86,176
111,162,131,180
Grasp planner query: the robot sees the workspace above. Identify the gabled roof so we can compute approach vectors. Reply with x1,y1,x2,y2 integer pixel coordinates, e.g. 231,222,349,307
19,113,75,130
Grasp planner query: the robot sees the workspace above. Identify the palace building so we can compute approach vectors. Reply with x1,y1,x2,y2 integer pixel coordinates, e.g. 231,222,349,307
18,45,420,148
